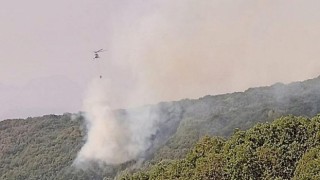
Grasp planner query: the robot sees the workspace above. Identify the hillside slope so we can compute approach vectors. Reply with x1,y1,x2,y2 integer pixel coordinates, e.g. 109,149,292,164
1,76,320,179
121,115,320,179
150,76,320,160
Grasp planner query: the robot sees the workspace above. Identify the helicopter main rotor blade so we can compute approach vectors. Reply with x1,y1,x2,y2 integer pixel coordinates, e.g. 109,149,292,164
94,49,105,53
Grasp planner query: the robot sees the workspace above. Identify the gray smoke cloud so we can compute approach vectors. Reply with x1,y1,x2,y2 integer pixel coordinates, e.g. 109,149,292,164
74,78,161,165
74,0,320,165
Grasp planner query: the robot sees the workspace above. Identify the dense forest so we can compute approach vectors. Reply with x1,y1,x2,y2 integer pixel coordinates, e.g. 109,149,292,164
121,115,320,179
1,76,320,179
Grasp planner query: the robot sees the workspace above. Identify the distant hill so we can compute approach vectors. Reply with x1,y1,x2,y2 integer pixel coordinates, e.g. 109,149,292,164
1,76,320,179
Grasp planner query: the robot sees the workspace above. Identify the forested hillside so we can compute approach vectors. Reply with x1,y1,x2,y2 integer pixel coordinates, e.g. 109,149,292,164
0,114,96,179
1,76,320,179
121,115,320,179
149,76,320,161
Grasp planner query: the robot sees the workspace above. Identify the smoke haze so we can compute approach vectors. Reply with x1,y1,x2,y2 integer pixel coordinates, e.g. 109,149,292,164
75,78,163,165
1,0,320,119
72,0,320,165
1,0,320,167
103,0,320,108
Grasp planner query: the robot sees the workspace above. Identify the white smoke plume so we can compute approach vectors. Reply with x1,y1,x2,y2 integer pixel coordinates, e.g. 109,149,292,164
74,0,320,166
74,78,159,165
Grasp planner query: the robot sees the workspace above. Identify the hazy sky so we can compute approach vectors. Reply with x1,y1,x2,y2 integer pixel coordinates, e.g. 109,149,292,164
1,0,320,119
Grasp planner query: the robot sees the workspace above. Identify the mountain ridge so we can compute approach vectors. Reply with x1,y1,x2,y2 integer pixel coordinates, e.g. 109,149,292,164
1,75,320,179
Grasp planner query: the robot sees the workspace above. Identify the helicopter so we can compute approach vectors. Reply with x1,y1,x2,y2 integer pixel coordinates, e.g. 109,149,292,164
93,49,106,59
92,49,106,79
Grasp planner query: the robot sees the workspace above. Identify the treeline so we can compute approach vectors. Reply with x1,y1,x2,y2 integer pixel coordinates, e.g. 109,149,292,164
1,76,320,179
151,76,320,161
121,115,320,179
0,114,109,179
0,114,131,179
